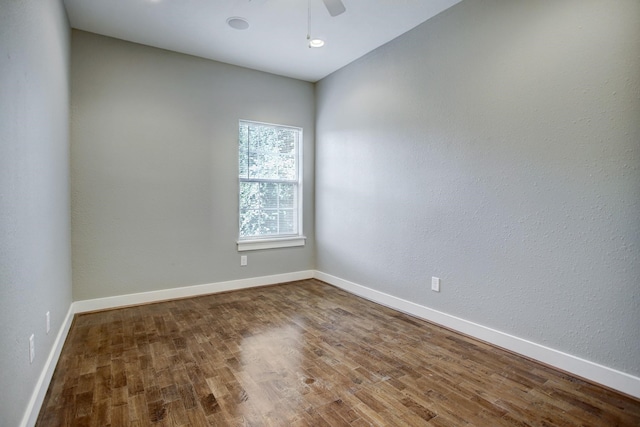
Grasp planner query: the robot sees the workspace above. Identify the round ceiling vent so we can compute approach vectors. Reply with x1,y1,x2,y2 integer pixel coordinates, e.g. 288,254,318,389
226,17,249,30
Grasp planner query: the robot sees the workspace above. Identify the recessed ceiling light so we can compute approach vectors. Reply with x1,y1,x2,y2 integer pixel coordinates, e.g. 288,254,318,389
227,17,249,30
309,39,325,48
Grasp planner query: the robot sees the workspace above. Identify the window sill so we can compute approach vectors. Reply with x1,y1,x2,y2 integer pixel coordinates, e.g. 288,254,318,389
237,236,306,252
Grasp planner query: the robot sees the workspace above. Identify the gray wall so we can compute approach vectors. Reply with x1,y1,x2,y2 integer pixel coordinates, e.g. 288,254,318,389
316,0,640,376
0,0,72,425
71,31,315,300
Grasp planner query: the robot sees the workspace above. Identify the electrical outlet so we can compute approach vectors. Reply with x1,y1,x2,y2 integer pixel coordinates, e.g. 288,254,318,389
46,311,51,334
29,334,35,363
431,277,440,292
240,255,247,266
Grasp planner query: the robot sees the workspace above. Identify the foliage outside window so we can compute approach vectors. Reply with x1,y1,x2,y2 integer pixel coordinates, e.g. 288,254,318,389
238,120,304,250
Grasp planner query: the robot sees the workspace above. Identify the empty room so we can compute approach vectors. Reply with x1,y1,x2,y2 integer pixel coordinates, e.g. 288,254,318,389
1,0,639,426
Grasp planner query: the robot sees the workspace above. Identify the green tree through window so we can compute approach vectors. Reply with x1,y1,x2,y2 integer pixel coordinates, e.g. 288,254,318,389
239,121,302,239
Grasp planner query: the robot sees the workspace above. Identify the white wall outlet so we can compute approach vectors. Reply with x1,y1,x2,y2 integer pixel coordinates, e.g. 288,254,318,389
29,334,35,363
46,311,51,334
240,255,247,266
431,277,440,292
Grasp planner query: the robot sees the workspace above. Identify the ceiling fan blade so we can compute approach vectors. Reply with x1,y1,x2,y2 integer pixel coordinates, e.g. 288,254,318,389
322,0,346,17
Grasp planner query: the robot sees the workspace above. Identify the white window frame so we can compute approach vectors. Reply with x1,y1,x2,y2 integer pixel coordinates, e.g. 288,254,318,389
237,120,305,252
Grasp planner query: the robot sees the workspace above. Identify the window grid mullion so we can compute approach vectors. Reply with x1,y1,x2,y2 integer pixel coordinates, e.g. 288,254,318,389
240,178,297,184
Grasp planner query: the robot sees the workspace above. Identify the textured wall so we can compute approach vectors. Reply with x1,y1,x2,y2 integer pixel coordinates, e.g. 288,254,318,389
316,0,640,376
71,31,315,300
0,0,72,425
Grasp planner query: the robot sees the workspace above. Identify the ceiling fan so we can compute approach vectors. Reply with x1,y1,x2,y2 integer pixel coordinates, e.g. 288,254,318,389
247,0,346,17
321,0,346,17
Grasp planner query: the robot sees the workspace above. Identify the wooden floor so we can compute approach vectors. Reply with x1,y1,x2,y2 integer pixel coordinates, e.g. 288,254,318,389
37,279,640,426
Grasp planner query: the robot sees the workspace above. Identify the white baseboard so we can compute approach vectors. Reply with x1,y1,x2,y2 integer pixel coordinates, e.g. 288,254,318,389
20,304,75,427
73,270,315,313
314,270,640,400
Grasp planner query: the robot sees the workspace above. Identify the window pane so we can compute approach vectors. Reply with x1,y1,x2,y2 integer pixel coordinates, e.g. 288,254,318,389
278,184,295,208
262,211,279,235
239,182,261,210
278,154,296,180
248,153,296,180
278,209,295,234
239,123,249,178
261,182,278,208
240,209,267,237
252,152,278,180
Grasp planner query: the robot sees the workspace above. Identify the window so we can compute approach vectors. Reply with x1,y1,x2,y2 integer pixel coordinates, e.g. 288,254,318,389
237,120,305,251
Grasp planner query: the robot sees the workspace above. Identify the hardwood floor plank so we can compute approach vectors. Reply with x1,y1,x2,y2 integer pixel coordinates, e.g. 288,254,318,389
90,399,110,427
127,393,147,422
110,403,129,426
36,279,640,426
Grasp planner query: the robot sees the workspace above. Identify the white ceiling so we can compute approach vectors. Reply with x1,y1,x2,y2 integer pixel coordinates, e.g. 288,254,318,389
63,0,462,82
